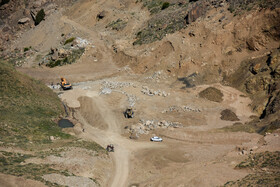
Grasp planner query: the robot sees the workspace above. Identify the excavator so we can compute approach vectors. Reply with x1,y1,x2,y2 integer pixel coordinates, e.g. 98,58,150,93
60,77,72,90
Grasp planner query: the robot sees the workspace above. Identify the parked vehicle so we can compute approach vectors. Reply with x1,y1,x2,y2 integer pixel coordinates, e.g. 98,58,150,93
150,136,163,142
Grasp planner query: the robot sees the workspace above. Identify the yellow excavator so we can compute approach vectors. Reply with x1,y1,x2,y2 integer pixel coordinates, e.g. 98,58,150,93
60,77,72,90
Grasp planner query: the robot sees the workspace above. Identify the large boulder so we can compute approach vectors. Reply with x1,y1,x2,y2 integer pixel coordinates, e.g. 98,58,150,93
18,17,30,24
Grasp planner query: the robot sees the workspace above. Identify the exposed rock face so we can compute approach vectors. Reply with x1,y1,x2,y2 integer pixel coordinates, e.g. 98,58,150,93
185,1,207,24
246,37,260,51
226,49,280,132
245,75,271,94
264,91,280,116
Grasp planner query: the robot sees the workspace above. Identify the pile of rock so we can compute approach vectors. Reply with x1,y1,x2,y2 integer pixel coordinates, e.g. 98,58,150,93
141,86,170,97
126,93,137,107
162,106,181,113
162,105,201,113
99,81,138,106
100,88,112,95
101,81,134,89
145,71,167,81
182,105,201,112
128,119,182,135
49,48,71,61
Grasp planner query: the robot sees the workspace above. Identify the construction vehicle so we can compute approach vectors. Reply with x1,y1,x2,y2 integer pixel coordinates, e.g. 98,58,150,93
106,144,114,152
60,77,72,90
124,107,134,118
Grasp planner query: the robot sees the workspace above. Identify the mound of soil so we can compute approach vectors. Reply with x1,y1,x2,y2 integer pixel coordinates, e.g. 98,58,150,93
199,87,223,102
220,109,240,121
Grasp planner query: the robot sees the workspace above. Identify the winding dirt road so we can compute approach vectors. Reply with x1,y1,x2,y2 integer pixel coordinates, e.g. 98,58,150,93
63,92,163,187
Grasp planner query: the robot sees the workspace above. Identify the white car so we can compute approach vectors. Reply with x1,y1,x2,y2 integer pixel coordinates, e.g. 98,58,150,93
150,136,163,142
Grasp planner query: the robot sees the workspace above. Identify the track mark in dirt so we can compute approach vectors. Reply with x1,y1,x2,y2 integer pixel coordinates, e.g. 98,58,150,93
72,95,164,187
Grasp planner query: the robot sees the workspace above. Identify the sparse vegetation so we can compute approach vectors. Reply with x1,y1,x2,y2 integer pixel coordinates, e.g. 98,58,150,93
46,48,85,68
138,0,164,14
133,6,188,45
227,0,280,15
65,139,106,153
35,9,45,26
23,46,31,52
106,19,127,31
0,61,69,148
161,2,170,10
64,37,76,45
0,151,71,186
219,122,257,133
224,151,280,186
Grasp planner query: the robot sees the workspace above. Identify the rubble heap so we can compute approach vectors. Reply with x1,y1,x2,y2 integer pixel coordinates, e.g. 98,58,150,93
141,86,170,97
162,105,202,113
128,119,182,135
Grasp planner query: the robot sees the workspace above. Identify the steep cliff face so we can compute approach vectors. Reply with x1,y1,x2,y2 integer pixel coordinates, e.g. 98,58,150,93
225,49,280,133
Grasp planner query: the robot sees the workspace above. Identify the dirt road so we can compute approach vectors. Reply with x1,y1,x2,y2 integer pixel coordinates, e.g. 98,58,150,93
64,91,163,187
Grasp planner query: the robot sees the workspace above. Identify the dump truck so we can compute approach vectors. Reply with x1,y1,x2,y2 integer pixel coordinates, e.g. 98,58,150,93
60,77,72,90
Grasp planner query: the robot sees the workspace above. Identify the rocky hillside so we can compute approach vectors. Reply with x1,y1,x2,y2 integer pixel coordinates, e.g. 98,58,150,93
0,0,279,186
225,48,280,134
0,60,110,186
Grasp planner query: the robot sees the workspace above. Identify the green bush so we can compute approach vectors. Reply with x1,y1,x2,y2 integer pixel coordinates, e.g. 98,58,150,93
35,9,45,26
64,37,76,45
161,2,170,10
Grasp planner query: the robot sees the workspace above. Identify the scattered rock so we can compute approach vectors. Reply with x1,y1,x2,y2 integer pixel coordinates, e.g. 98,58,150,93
129,132,139,140
43,174,97,187
100,88,112,95
162,105,201,113
145,71,167,81
128,119,182,136
141,86,169,97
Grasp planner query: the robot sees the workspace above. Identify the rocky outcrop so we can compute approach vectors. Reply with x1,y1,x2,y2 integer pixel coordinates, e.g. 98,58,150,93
185,1,208,24
226,49,280,132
